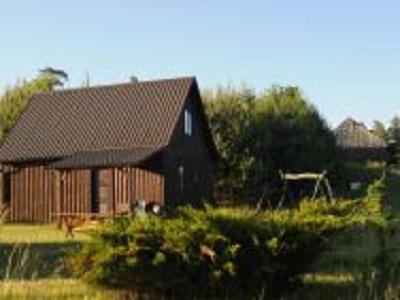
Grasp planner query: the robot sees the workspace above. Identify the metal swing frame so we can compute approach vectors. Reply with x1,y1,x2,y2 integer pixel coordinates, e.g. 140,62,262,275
278,170,333,208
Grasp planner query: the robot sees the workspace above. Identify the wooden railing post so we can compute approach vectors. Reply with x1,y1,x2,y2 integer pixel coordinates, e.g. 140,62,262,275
54,170,62,225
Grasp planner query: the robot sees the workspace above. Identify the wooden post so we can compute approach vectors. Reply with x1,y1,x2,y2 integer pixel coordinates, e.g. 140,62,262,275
99,169,112,214
0,166,4,206
54,170,62,226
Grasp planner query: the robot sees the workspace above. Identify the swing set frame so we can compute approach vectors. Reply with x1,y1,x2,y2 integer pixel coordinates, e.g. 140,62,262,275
278,170,333,208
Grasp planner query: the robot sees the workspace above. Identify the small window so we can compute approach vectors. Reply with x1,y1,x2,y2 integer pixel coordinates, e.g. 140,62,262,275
184,110,193,136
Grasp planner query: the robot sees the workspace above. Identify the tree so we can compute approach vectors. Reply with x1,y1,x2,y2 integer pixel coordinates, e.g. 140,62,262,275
203,86,256,202
371,120,387,140
0,68,67,140
204,84,340,203
249,86,340,201
387,116,400,143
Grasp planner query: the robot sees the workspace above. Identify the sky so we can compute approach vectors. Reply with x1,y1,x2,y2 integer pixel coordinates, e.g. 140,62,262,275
1,0,400,127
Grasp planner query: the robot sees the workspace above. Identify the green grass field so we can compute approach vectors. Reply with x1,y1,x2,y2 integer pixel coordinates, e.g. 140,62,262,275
0,224,87,244
0,279,114,300
0,224,85,281
0,225,127,299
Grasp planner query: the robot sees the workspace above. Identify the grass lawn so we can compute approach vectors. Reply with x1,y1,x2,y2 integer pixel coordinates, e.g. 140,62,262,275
301,165,400,299
0,224,87,244
0,279,94,299
0,279,119,300
0,224,87,280
0,225,115,299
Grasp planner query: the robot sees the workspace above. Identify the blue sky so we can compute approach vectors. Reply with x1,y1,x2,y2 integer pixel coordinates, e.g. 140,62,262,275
1,0,399,127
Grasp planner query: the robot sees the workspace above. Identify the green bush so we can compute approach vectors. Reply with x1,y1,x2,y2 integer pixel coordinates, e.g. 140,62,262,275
69,181,386,298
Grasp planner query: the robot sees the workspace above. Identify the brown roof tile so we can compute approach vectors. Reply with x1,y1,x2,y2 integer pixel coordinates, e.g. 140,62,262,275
0,77,195,162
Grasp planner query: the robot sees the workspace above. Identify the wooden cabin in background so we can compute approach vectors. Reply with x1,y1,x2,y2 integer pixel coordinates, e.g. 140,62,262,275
0,77,217,223
335,118,388,162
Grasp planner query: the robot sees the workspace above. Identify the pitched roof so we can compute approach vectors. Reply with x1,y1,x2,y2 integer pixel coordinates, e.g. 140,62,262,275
0,77,195,163
335,118,387,149
50,147,162,169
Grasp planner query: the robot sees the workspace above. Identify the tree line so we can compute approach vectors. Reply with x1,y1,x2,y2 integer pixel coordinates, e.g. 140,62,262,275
372,118,400,144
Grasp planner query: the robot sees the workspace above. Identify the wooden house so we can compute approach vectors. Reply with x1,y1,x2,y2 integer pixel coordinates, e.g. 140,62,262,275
0,77,217,223
335,118,387,161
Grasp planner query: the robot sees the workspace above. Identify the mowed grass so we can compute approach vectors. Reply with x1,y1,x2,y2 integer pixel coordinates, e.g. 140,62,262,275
0,224,87,280
0,224,87,244
0,224,115,299
0,279,129,300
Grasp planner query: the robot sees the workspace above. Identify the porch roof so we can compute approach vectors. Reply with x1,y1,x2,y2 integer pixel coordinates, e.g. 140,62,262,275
50,147,163,169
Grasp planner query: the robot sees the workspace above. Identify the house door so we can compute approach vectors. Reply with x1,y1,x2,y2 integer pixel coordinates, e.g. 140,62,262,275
91,170,100,213
1,171,11,206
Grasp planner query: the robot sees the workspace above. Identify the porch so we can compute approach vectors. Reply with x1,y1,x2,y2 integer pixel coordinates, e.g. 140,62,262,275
4,165,164,223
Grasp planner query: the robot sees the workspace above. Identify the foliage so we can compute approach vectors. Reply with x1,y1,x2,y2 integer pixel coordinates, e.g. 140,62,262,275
371,120,387,141
70,180,385,298
203,86,257,201
387,116,400,144
0,68,67,140
250,86,340,199
203,85,340,203
386,116,400,164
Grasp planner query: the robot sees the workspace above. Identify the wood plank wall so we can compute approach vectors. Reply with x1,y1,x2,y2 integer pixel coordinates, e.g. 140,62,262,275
60,169,91,216
113,167,164,213
10,166,56,223
8,165,164,223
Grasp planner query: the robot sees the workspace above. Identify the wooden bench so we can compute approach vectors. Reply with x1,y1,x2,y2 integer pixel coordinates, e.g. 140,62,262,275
53,213,117,238
0,204,9,221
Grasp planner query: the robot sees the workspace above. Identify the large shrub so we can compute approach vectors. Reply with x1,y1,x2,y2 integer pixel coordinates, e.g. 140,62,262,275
203,86,257,201
70,181,385,298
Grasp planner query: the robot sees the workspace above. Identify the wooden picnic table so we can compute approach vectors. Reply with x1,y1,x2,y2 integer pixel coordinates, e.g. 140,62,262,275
53,212,130,238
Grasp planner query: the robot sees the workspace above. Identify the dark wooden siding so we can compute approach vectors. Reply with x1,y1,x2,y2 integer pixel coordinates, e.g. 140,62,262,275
9,165,56,223
60,169,91,216
164,86,214,206
6,165,164,223
60,167,164,215
113,167,164,212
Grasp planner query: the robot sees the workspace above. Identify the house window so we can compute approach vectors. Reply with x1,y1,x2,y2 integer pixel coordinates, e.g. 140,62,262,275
184,110,193,136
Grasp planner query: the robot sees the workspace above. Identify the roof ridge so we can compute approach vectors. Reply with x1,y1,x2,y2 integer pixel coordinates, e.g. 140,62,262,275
34,76,196,96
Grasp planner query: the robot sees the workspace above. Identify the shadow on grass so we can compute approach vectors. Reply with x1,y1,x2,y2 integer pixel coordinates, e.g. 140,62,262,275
0,242,81,280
